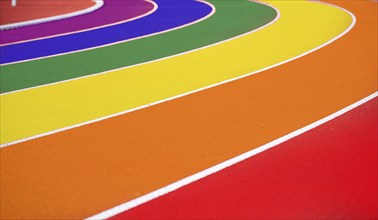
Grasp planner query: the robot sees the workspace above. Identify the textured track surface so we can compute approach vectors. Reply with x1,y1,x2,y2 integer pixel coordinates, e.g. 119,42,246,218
112,97,377,220
0,1,351,145
0,0,95,25
0,0,154,45
0,0,376,219
0,0,275,93
0,0,212,64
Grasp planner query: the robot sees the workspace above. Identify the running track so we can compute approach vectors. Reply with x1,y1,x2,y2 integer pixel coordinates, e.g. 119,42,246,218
0,0,376,219
114,97,377,220
0,0,276,93
0,0,213,64
0,0,95,25
0,0,155,45
0,0,352,145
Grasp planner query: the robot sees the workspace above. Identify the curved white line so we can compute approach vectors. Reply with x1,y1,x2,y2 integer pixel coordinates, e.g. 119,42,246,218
0,0,355,149
0,0,267,147
0,0,157,47
4,0,271,95
0,1,372,218
85,92,378,220
86,2,360,219
0,0,104,31
0,0,215,66
0,1,370,216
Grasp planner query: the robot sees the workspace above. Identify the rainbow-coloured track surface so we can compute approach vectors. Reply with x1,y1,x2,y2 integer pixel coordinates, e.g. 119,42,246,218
0,0,155,45
0,0,95,25
0,0,102,30
0,0,377,219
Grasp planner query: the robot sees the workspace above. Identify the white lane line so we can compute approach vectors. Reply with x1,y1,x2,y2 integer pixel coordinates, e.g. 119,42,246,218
3,0,275,96
1,0,217,95
0,0,215,66
86,91,378,220
84,1,361,219
0,0,157,47
0,0,104,31
0,0,355,147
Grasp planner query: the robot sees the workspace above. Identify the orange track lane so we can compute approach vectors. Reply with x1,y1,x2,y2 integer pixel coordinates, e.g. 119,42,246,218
0,1,377,219
0,0,95,25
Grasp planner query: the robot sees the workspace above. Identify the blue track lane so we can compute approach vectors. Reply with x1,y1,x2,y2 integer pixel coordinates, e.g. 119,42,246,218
0,0,212,64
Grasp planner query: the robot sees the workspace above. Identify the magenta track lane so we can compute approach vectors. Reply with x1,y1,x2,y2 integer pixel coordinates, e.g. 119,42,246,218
0,0,155,45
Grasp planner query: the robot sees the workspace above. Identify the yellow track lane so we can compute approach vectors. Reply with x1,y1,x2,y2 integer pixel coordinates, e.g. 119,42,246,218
0,1,353,145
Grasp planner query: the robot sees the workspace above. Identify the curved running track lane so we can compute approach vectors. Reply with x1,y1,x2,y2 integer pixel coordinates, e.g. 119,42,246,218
1,0,276,94
88,1,375,218
0,1,368,219
0,0,213,64
0,1,352,145
112,97,377,220
0,0,95,25
0,0,155,45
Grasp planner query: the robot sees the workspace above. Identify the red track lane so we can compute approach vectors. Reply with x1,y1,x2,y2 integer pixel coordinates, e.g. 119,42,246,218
113,98,378,219
0,0,94,25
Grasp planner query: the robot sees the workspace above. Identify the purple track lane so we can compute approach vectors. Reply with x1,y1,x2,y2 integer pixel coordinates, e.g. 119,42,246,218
0,0,155,45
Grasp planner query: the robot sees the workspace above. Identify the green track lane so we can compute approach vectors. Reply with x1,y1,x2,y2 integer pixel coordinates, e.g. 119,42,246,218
0,1,277,93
